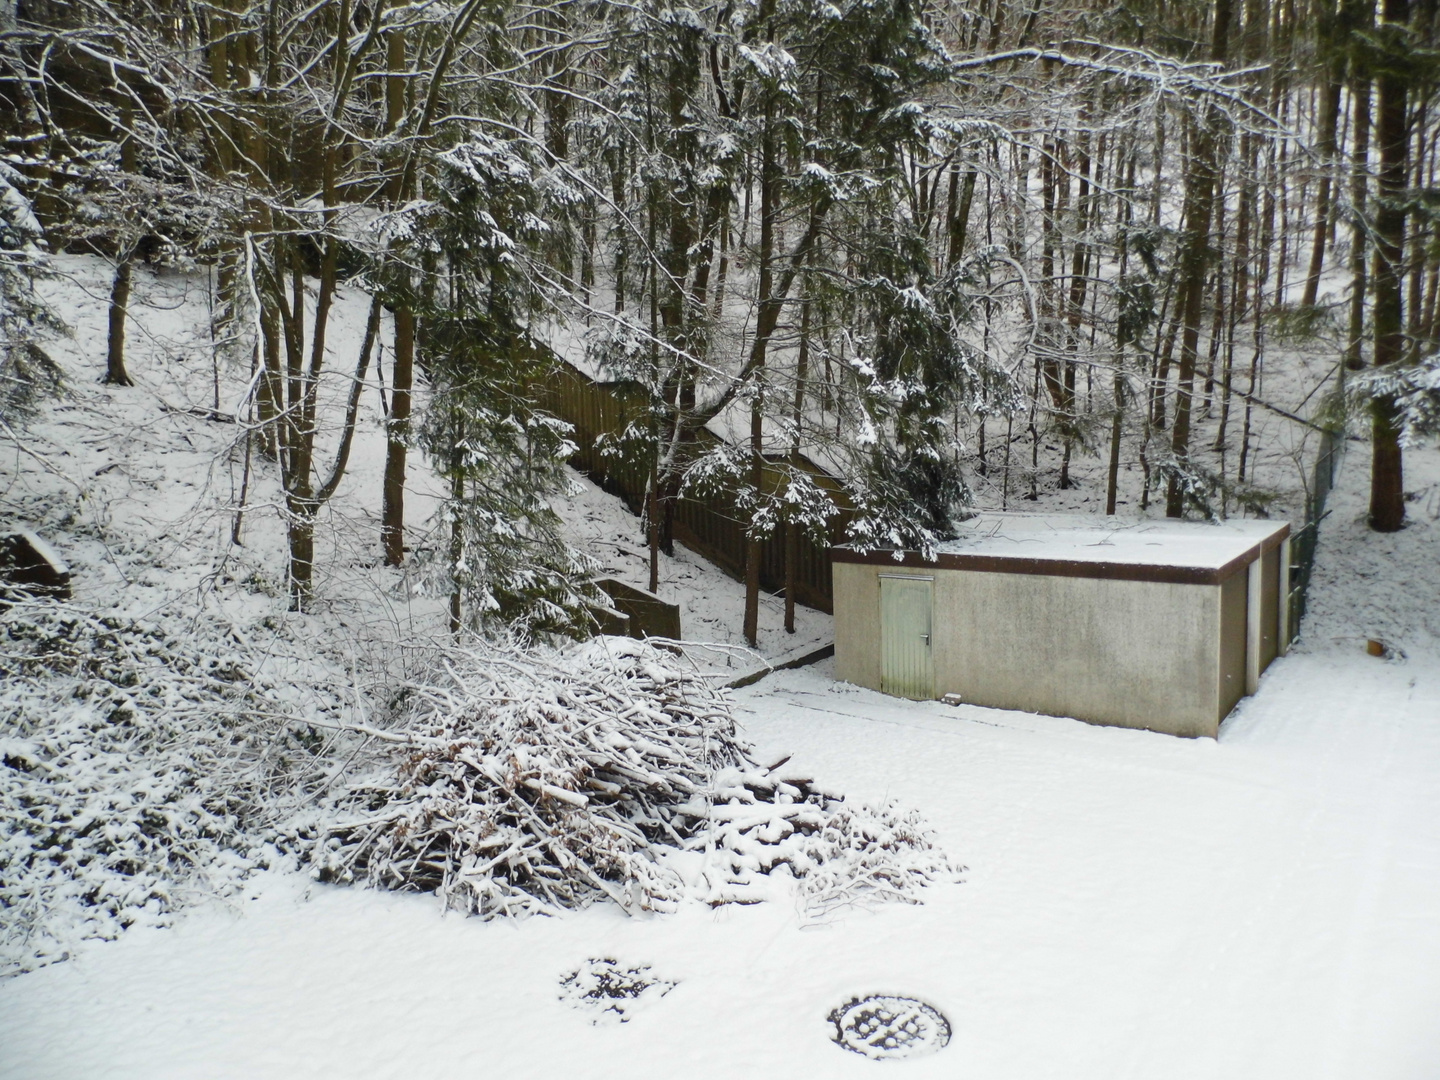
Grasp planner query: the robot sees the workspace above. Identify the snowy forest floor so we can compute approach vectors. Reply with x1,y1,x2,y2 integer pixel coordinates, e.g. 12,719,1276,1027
2,256,1439,1078
4,365,1440,1073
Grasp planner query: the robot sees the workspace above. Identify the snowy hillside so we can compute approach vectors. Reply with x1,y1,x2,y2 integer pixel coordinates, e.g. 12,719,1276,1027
4,255,832,661
0,255,851,975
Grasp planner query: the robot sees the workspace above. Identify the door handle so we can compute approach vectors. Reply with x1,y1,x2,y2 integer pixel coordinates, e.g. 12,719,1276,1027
921,633,930,646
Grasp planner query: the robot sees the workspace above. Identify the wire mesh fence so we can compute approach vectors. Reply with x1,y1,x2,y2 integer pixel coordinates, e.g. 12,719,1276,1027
1288,405,1346,640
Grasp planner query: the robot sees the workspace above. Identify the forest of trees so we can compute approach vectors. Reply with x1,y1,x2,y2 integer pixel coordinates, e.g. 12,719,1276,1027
3,0,1439,642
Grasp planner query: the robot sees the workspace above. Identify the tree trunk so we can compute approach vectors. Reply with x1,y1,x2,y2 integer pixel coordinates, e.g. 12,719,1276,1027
785,262,812,634
1061,132,1092,489
450,432,463,637
1405,106,1430,362
382,305,415,564
104,256,135,386
1106,140,1133,515
256,289,281,459
646,170,662,592
1150,280,1180,428
287,509,315,609
1166,0,1233,518
1369,0,1409,532
743,91,779,649
1346,76,1373,369
1106,372,1125,514
380,21,412,566
948,165,977,269
1302,74,1343,306
206,8,242,363
1216,132,1253,454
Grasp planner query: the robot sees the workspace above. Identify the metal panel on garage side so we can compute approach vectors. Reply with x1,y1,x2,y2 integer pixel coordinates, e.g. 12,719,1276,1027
880,576,934,700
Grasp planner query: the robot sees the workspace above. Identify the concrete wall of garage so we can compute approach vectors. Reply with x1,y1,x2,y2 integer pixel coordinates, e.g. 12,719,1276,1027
834,556,1280,739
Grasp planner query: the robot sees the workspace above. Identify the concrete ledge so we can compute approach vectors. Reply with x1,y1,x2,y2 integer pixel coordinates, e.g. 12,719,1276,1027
726,641,835,690
596,578,681,640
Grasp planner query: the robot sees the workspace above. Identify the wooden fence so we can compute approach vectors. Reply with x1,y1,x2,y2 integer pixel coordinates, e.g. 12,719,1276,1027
536,359,847,613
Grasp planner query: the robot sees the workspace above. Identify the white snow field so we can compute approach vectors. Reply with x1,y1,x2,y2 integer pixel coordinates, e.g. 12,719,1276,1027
2,446,1439,1079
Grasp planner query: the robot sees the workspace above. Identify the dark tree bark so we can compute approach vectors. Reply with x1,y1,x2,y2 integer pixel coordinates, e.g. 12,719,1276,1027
743,90,778,649
947,164,977,270
784,262,812,634
380,20,412,566
1368,0,1410,532
1166,0,1234,517
105,104,138,388
381,305,415,565
1302,72,1343,306
104,255,135,386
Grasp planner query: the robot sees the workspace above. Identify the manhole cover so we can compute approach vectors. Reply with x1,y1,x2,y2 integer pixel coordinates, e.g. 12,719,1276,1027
828,994,951,1060
559,958,675,1024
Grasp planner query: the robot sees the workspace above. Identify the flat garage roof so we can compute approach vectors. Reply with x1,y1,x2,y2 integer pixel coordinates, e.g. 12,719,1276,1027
832,513,1290,585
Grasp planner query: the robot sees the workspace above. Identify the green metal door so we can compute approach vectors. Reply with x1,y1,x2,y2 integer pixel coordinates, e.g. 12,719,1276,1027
880,575,934,700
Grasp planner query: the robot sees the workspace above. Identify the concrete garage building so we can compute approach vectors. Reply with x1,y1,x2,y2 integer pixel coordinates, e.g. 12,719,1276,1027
831,514,1292,738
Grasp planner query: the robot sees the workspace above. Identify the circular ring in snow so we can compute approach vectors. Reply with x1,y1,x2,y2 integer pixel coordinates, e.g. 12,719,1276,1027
827,994,951,1060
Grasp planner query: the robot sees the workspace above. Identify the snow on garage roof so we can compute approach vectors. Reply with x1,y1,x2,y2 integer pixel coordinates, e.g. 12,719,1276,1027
832,513,1290,585
938,513,1288,569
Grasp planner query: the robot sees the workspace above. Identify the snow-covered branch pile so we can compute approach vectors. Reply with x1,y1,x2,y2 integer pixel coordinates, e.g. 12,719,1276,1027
693,768,963,917
0,593,341,976
0,608,957,976
315,639,960,919
315,639,746,915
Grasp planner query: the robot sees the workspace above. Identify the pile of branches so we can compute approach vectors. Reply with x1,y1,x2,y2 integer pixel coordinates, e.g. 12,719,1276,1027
686,765,963,916
316,639,960,918
315,639,747,915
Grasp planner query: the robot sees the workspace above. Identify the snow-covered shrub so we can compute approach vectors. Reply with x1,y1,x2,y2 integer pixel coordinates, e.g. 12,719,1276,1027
0,601,957,976
316,639,960,919
0,594,319,976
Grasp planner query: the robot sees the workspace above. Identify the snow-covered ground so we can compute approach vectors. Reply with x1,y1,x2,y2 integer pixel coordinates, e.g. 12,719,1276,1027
5,255,1439,1078
3,424,1437,1078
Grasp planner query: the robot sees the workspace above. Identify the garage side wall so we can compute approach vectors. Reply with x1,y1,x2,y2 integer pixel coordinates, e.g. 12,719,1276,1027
931,571,1223,738
833,560,883,691
1218,570,1248,720
1260,546,1280,671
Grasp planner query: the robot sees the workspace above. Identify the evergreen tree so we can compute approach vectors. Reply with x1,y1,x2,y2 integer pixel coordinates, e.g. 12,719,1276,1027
416,134,601,638
0,163,63,422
